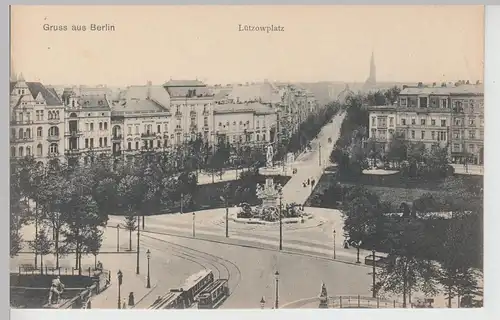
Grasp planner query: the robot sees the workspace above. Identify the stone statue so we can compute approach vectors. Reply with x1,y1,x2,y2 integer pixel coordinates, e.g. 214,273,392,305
48,276,65,305
266,144,274,168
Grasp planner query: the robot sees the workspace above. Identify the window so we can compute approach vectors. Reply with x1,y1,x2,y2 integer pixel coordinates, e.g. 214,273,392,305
421,131,425,139
37,127,43,137
454,118,461,126
90,138,94,148
104,122,108,130
419,97,428,108
128,142,131,150
411,118,416,125
469,130,476,139
48,126,59,136
263,134,266,141
37,144,42,156
401,118,406,126
469,118,475,126
85,139,89,148
256,120,260,128
164,123,168,131
99,138,103,147
204,117,209,126
10,147,16,157
104,137,108,146
36,111,40,121
99,122,103,130
40,111,44,121
431,119,436,126
90,123,94,131
135,125,139,134
420,119,426,126
400,98,407,106
157,140,161,148
49,143,58,154
439,131,447,141
469,144,475,152
18,128,23,138
26,112,31,122
441,120,446,127
453,130,460,139
135,141,139,149
19,147,24,157
411,130,415,139
453,144,460,152
157,125,161,133
442,99,448,109
85,123,90,131
26,128,31,138
389,117,394,126
256,134,260,141
371,117,376,127
128,126,132,135
431,131,436,140
26,147,31,156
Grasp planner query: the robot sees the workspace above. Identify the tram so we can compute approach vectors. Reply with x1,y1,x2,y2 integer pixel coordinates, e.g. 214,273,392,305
149,269,214,310
197,279,230,309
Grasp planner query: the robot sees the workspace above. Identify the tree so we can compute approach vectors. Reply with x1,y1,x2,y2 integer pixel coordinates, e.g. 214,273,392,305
86,229,104,270
10,167,25,257
386,132,407,167
124,215,137,251
206,138,231,180
377,218,439,307
28,228,53,274
384,86,402,105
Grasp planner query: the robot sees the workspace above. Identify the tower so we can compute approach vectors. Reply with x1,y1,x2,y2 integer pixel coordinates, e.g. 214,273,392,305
365,51,376,87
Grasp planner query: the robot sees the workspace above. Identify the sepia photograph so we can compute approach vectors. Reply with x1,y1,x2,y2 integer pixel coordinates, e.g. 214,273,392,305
9,5,484,310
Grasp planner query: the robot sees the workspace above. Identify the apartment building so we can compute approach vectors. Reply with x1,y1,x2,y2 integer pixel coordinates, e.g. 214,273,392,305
164,80,214,144
110,82,171,159
213,102,277,145
368,84,484,164
10,74,65,163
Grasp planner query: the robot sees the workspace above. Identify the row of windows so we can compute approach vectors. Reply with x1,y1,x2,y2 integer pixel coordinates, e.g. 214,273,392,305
453,117,484,127
405,130,448,141
11,126,61,139
84,137,109,149
10,143,58,157
452,143,479,153
452,129,483,140
401,118,447,127
85,122,109,131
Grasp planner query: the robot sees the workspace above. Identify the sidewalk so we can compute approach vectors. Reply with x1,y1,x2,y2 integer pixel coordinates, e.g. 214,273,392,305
451,164,484,176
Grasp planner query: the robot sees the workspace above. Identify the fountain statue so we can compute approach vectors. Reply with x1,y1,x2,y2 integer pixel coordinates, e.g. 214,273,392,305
266,143,274,168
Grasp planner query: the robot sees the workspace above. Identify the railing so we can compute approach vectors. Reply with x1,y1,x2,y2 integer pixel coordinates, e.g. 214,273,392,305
141,132,156,138
112,134,123,140
328,296,405,308
10,137,34,143
47,135,60,142
10,120,34,125
48,118,61,124
65,131,82,137
175,111,182,117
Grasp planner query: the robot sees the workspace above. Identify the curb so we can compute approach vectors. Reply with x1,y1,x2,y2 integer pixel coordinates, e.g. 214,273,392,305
131,282,159,308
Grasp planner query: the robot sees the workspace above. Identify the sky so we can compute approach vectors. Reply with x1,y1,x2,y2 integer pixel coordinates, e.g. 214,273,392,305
11,5,484,86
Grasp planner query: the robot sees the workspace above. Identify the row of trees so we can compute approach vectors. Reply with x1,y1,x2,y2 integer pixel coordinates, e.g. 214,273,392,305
274,102,341,161
341,179,483,307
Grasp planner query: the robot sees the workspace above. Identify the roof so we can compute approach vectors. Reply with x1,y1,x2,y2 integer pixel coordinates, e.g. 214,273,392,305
78,94,110,110
213,88,232,101
182,269,212,290
400,85,484,96
228,82,282,104
214,102,276,115
26,82,63,106
164,79,206,87
124,85,171,107
110,98,166,113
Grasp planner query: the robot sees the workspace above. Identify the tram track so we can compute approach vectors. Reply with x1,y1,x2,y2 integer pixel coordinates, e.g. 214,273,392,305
141,233,242,297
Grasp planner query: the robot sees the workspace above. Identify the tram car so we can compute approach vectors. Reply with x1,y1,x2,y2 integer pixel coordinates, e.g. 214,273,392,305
149,269,215,310
197,279,229,309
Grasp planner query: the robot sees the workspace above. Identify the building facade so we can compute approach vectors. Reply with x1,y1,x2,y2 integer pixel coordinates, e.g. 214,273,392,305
367,84,484,165
61,89,112,164
10,74,65,163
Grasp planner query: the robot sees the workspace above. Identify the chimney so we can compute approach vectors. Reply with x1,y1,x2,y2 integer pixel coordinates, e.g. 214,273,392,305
146,81,152,100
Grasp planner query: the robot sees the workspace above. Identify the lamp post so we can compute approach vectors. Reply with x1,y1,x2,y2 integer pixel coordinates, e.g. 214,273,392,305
277,184,283,251
333,229,336,259
116,224,120,253
318,142,322,166
220,195,229,238
260,296,266,309
192,212,196,238
136,214,140,275
146,249,151,289
117,270,123,309
274,271,280,309
372,248,376,298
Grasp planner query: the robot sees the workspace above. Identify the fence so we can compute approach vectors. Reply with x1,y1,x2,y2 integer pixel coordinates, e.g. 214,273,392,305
327,296,405,308
17,264,104,277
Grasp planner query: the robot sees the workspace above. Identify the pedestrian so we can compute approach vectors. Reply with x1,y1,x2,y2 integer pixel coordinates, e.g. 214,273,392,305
122,298,127,309
312,179,316,188
307,178,310,185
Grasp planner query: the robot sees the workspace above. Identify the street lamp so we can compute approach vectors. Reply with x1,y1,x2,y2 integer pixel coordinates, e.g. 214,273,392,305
136,214,140,275
260,296,266,309
192,212,196,238
333,229,336,259
318,142,322,166
277,184,283,251
146,249,151,289
220,195,229,238
116,224,120,253
274,271,280,309
117,270,123,309
372,247,377,298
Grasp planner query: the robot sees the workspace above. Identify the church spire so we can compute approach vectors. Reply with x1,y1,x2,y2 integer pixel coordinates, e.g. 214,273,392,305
364,50,377,89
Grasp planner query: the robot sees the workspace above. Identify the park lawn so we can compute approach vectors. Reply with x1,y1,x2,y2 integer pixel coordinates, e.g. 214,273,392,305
339,183,441,205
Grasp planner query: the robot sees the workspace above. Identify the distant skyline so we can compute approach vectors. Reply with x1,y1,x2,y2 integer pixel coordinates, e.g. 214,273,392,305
11,5,484,86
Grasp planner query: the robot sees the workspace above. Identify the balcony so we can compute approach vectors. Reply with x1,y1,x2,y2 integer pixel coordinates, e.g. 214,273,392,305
112,134,123,141
10,120,34,126
65,131,83,138
65,149,82,156
10,136,34,143
190,111,197,117
174,127,183,133
141,132,156,139
175,111,182,118
48,118,60,124
47,135,60,142
203,125,209,131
